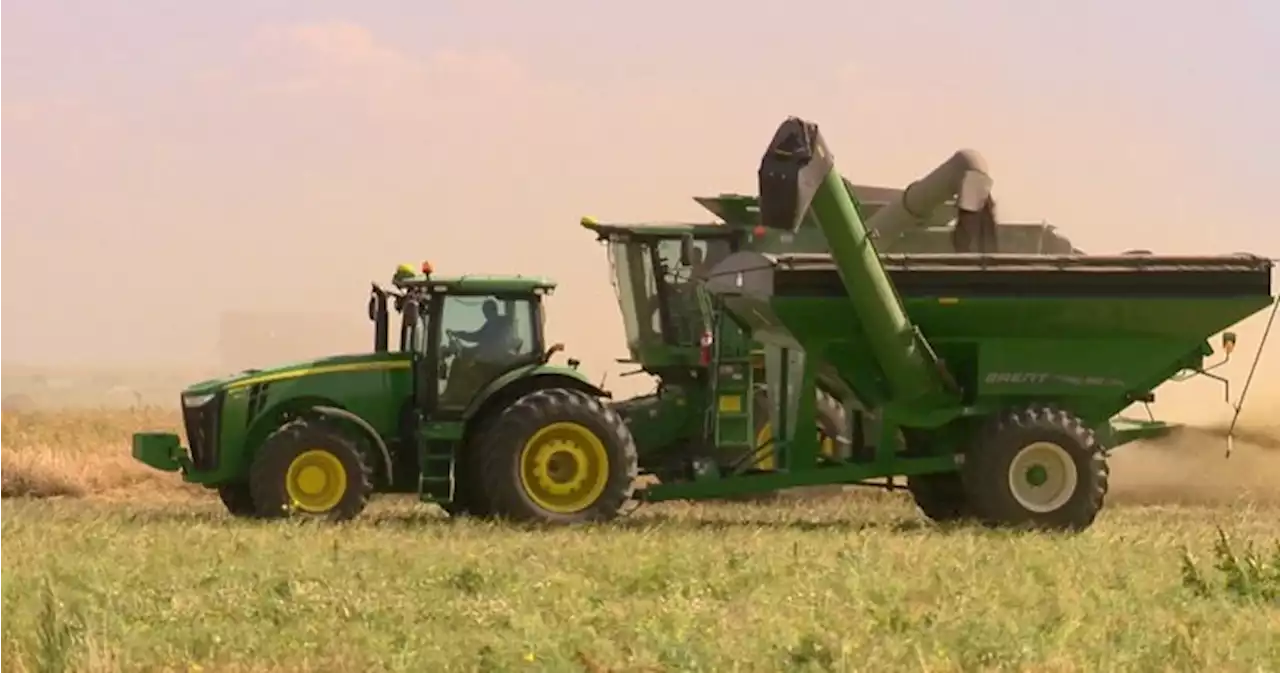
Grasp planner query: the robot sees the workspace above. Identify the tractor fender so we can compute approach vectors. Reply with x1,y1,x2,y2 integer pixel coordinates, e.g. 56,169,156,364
463,366,611,430
307,405,395,485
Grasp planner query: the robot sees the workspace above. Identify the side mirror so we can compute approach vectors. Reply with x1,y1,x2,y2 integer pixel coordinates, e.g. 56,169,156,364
679,235,696,267
1222,331,1237,355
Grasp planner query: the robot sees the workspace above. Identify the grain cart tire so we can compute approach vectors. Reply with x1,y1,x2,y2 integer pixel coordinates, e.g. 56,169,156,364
217,483,258,518
905,473,972,523
961,405,1109,531
479,388,638,524
248,419,374,521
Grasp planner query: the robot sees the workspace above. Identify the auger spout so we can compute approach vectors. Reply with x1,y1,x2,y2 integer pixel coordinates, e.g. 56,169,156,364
863,149,999,252
756,117,956,407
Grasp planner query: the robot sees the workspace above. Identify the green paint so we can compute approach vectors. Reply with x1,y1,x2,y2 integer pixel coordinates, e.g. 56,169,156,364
634,116,1274,515
130,264,606,505
1026,465,1049,488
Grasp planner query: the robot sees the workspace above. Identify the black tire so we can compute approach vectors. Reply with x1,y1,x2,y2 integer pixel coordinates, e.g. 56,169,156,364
478,388,638,524
442,427,495,519
960,405,1109,532
217,483,258,518
248,418,374,522
906,472,973,523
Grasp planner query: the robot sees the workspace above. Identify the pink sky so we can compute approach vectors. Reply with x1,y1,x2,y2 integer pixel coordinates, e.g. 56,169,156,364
3,1,1277,406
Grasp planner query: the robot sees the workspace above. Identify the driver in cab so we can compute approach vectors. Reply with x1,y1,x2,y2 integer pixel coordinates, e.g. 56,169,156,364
447,299,515,363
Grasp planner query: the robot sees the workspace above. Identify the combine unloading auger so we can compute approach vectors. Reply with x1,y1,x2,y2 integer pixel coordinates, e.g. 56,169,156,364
861,149,999,253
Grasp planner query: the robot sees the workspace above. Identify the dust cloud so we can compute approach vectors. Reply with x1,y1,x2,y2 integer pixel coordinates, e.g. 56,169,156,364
1107,303,1280,507
1108,422,1280,506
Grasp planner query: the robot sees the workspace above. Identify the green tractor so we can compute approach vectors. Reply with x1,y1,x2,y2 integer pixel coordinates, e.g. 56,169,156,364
579,167,1084,487
132,262,638,523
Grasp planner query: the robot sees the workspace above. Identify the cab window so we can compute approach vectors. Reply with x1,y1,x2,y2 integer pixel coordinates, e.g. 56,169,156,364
436,294,537,409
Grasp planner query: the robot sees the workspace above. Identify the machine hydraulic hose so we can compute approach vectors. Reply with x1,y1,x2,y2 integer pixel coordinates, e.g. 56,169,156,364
863,149,999,252
757,117,955,406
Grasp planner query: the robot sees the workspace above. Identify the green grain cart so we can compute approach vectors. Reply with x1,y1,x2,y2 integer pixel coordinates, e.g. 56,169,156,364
652,117,1273,529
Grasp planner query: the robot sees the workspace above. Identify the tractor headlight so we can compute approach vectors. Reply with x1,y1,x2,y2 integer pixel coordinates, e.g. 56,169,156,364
182,392,217,408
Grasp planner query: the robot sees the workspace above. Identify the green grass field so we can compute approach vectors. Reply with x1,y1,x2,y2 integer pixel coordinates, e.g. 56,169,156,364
3,409,1279,672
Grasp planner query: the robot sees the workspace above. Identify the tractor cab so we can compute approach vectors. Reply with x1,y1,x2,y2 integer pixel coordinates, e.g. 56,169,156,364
370,261,556,416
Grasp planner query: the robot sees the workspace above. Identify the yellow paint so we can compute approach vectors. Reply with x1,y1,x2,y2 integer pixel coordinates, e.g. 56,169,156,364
580,216,598,227
718,395,743,414
518,422,609,514
227,360,411,390
753,421,837,471
285,449,348,513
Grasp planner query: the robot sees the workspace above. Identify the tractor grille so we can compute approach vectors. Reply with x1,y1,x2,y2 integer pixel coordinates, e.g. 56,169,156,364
182,392,224,472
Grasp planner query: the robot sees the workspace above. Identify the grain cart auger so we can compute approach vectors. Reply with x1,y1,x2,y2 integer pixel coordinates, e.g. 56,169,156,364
632,116,1275,532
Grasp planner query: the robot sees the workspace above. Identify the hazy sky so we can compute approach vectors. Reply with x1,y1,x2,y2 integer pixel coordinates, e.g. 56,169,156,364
3,0,1278,399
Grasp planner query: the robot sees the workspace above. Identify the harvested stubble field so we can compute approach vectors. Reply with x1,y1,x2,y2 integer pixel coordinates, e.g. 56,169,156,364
2,408,1279,673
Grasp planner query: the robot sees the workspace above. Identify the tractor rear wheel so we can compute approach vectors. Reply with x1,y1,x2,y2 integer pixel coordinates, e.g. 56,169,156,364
217,483,258,518
905,472,972,523
248,419,374,521
479,388,638,524
960,405,1109,531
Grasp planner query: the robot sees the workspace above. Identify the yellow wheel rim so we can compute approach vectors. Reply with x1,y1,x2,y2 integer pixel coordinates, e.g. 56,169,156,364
285,449,348,513
518,422,609,514
753,422,836,471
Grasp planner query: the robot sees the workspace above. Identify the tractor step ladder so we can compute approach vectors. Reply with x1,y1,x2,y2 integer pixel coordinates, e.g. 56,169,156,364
417,422,455,502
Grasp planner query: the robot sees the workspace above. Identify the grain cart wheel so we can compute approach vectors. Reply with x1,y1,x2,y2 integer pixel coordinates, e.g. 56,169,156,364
217,483,258,518
906,473,973,523
248,419,374,521
479,388,638,524
961,405,1109,531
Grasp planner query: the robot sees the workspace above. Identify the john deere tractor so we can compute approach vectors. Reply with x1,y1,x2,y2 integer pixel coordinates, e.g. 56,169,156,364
131,262,638,523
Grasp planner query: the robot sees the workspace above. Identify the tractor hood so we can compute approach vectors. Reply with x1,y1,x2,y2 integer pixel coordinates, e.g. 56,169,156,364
180,352,411,397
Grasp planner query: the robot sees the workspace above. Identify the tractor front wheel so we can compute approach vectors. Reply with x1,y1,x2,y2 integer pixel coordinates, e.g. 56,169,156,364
961,405,1109,531
479,388,638,524
248,419,375,521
